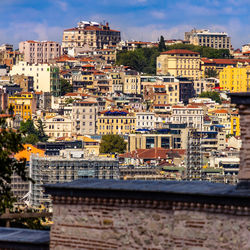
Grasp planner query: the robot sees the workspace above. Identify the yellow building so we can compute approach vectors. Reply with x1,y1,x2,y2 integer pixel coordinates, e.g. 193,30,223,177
8,92,35,121
156,49,201,80
77,136,100,156
97,110,136,135
122,72,141,95
231,111,240,136
219,65,250,92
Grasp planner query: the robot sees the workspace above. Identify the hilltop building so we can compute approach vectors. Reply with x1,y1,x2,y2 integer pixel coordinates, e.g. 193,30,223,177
185,28,231,50
62,21,121,53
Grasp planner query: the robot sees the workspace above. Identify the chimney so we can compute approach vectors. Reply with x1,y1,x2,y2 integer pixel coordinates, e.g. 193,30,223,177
230,92,250,189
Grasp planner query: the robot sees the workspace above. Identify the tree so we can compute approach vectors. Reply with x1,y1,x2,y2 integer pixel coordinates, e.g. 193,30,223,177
158,35,166,52
0,115,28,214
36,119,49,142
100,135,127,154
205,68,218,78
60,78,73,96
20,119,39,144
199,91,221,104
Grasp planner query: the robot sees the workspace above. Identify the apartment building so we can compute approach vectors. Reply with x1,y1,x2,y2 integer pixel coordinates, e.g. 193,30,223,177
157,49,201,80
219,65,250,92
185,29,231,49
8,92,36,121
136,112,155,130
72,100,98,135
12,75,34,92
172,105,204,130
10,62,61,96
122,71,141,95
109,72,123,93
44,115,72,139
19,40,61,64
62,21,121,52
97,110,136,135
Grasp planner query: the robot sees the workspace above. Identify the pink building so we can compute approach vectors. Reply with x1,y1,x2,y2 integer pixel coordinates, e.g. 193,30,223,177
19,40,61,64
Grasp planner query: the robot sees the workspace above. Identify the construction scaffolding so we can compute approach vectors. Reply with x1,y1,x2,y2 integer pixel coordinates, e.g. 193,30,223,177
186,129,203,180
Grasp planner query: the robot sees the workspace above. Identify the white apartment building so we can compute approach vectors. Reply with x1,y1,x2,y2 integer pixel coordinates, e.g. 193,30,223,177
172,105,204,130
44,115,72,139
10,62,61,96
19,40,61,64
72,100,98,135
136,112,155,130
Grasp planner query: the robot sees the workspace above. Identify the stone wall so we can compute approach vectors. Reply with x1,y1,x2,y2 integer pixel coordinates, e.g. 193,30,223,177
50,200,250,249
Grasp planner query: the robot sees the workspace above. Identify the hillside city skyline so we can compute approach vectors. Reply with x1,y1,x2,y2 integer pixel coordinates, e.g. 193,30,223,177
0,0,249,48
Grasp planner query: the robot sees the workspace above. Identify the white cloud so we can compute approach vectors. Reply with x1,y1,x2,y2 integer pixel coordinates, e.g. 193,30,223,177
151,11,166,20
56,1,68,12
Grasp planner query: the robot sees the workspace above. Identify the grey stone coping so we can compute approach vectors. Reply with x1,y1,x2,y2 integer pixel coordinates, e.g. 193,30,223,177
45,179,250,207
0,227,49,249
229,92,250,105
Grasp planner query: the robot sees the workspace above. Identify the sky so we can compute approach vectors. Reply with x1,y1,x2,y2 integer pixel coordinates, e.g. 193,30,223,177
1,0,249,49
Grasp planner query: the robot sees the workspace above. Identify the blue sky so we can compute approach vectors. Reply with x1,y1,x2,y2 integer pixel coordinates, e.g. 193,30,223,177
1,0,249,49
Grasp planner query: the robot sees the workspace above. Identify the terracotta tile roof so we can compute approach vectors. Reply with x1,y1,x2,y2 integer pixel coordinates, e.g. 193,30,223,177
161,49,199,55
153,85,165,88
213,109,228,114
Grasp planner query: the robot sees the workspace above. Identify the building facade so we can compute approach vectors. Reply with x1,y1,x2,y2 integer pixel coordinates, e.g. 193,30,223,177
19,40,61,64
62,21,121,52
185,29,231,49
157,49,201,80
10,62,61,96
72,100,98,135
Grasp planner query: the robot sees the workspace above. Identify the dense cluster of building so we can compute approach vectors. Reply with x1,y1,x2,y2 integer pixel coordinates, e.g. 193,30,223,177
0,21,248,208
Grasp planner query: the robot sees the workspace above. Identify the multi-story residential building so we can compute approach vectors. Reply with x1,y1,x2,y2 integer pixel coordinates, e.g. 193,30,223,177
29,150,120,206
193,78,218,96
185,29,231,49
136,112,155,130
44,115,72,139
97,110,136,135
219,65,250,92
19,40,61,64
0,88,8,113
72,100,98,135
10,62,61,96
62,21,121,52
8,92,36,121
172,105,204,130
231,110,240,136
109,72,123,93
157,49,201,80
122,71,141,95
211,109,231,135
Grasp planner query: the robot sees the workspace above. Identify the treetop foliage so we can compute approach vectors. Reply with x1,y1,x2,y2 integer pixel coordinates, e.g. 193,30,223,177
199,91,221,104
100,134,127,154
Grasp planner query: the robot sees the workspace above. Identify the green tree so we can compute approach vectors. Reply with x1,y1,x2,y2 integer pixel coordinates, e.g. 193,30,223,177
60,78,73,96
36,119,49,142
0,115,28,214
205,68,218,78
20,119,39,145
100,134,127,154
200,91,221,104
158,35,166,52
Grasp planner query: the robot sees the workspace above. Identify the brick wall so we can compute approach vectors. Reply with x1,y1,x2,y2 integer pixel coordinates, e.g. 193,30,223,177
50,201,250,249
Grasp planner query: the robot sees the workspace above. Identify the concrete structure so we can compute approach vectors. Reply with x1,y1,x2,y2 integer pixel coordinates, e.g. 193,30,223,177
30,151,119,207
10,62,61,96
122,71,141,95
157,49,201,80
12,74,34,92
62,21,121,52
185,29,231,49
72,100,98,135
19,40,61,64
